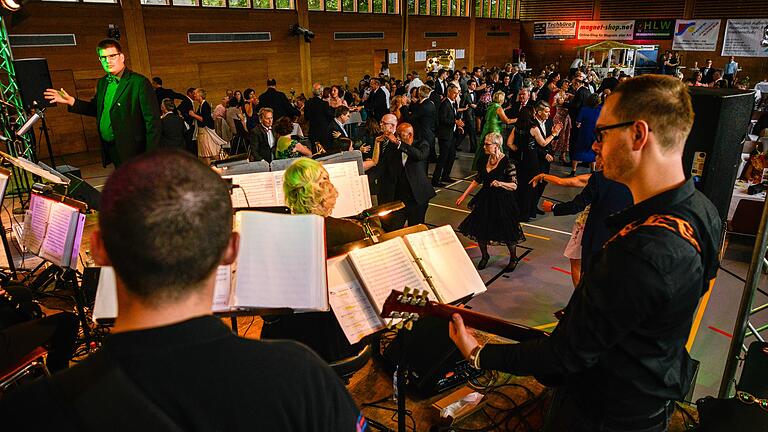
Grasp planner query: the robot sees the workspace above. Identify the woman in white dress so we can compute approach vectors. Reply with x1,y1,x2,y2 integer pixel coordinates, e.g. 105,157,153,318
188,88,227,164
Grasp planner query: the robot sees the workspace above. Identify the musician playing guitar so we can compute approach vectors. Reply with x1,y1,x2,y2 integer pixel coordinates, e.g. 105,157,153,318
449,76,722,432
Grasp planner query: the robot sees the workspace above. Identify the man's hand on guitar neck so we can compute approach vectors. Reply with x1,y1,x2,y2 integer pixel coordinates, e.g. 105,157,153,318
449,314,480,360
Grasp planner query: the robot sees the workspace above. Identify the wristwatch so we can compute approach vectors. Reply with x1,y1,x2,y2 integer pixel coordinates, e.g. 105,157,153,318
468,344,484,369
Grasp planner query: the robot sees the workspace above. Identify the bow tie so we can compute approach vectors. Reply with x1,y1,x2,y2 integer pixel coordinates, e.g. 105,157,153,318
106,75,120,84
264,126,271,131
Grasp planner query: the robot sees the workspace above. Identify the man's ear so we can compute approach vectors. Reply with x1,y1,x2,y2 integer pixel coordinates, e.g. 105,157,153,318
221,232,240,266
90,230,112,266
631,121,652,151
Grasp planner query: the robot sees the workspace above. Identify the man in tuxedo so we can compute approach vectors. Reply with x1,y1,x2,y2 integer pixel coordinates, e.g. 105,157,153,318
158,99,186,150
409,85,438,163
566,79,591,148
44,38,160,168
495,75,515,107
596,69,620,95
507,88,534,123
151,77,185,108
700,59,715,84
432,85,464,187
377,117,436,231
508,65,523,99
458,79,479,153
248,108,276,162
257,78,299,121
364,78,389,121
177,87,197,154
325,106,352,155
432,69,450,103
304,83,335,150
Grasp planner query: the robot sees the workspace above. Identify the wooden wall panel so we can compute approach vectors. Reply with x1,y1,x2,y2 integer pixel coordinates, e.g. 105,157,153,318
519,0,593,21
693,0,767,19
409,16,470,72
600,0,684,19
474,19,520,67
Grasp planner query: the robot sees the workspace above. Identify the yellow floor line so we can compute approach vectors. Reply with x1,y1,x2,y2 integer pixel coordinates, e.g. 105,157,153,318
534,321,559,330
687,278,716,352
525,233,550,241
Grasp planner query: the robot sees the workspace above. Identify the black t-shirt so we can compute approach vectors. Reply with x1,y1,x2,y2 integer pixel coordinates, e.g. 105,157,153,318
0,316,365,431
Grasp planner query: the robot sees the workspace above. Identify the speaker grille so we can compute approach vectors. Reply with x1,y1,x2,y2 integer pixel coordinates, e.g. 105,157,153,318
9,34,77,48
187,32,271,43
424,32,458,38
487,32,511,37
334,32,385,40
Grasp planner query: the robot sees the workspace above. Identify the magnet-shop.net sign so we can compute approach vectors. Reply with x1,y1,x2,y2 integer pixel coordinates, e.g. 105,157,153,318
578,21,635,40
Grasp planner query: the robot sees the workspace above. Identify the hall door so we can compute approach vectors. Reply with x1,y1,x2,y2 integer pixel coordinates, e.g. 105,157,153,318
373,49,388,76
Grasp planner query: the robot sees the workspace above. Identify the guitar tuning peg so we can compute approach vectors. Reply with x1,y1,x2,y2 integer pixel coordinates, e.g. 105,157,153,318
419,291,429,306
403,287,411,296
395,320,404,330
404,320,414,331
390,312,401,319
411,313,420,321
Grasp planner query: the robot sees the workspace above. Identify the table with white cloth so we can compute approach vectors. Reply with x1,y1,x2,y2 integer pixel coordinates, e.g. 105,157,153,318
728,180,766,221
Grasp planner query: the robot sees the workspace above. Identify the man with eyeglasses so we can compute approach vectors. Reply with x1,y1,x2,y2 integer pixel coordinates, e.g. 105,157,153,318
44,38,159,168
449,75,721,431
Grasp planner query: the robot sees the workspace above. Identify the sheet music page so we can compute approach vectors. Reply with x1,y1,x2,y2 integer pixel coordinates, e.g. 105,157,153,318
232,211,327,310
93,267,117,321
323,160,359,180
347,237,433,312
23,195,53,255
39,202,78,267
404,225,487,303
224,172,280,208
67,213,86,269
327,255,385,344
212,265,233,312
272,170,286,205
0,170,9,203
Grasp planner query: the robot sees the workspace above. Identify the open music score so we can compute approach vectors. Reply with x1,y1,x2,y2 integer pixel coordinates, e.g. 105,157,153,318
223,160,371,218
21,193,86,269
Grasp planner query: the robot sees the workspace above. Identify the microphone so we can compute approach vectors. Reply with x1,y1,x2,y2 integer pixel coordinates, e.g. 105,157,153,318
17,111,43,137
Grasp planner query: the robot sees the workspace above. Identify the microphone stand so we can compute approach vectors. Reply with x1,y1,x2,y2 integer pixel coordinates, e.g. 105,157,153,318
18,106,55,168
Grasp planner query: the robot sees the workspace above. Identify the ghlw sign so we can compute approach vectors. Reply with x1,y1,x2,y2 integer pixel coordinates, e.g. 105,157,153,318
634,19,675,40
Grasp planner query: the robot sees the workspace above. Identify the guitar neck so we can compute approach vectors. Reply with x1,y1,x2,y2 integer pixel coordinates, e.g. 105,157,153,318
427,303,548,342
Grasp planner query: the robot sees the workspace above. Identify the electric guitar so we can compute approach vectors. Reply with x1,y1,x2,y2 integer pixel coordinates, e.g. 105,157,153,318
381,288,549,342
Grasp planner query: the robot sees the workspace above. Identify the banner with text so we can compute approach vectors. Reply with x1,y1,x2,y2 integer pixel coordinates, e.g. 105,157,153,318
722,19,768,57
634,19,674,40
533,21,577,40
672,19,721,51
578,21,634,40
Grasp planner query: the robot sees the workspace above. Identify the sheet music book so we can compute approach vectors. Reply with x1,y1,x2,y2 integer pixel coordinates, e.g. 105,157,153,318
224,161,372,218
346,224,486,310
0,151,68,185
22,193,85,268
92,211,329,321
327,255,386,344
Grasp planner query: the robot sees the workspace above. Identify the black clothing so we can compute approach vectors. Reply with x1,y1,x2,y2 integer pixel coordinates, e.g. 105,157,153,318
459,91,478,152
195,100,214,129
0,307,78,373
0,316,363,432
177,96,197,155
537,86,553,105
248,124,276,162
752,111,768,136
459,154,525,245
325,119,351,155
364,88,389,121
410,98,437,146
305,96,335,147
480,179,721,423
154,86,185,108
509,73,523,96
68,68,160,167
257,87,299,121
158,113,187,149
378,138,436,230
700,67,715,84
596,77,619,94
552,171,633,271
518,119,554,219
433,98,460,184
261,217,367,363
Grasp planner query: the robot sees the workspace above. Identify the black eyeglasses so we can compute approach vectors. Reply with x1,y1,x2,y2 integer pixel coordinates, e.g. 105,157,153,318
98,53,122,62
594,121,651,143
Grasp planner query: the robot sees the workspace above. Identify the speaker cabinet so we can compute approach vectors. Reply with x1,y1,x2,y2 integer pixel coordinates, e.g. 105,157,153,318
683,87,755,222
13,58,55,111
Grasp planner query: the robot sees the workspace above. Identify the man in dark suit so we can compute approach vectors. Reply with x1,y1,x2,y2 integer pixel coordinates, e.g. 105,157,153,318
257,78,299,121
44,38,160,168
409,85,438,163
364,78,389,121
432,85,464,186
432,69,450,103
596,69,620,94
377,117,436,230
325,106,352,155
248,107,276,162
151,77,185,108
495,74,515,107
699,59,716,84
566,79,591,149
458,79,479,153
158,98,186,150
508,65,523,98
304,83,335,149
176,87,197,154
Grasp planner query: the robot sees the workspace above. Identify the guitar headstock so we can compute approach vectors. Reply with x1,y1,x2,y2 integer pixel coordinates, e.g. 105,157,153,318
381,287,431,331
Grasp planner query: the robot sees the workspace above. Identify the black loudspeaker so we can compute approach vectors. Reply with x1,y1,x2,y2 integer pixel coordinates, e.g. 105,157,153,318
683,87,755,222
59,169,101,211
13,58,56,111
738,341,768,398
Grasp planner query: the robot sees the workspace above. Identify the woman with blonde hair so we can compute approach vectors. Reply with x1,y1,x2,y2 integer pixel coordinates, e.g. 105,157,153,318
457,132,525,272
188,88,227,164
472,91,516,169
261,158,368,361
390,95,408,124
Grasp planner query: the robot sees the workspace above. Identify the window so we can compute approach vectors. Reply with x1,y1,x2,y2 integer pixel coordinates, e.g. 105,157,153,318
274,0,291,8
252,0,270,7
387,0,395,13
229,0,248,6
342,0,354,11
371,0,382,13
309,0,323,9
418,0,426,14
358,0,368,11
202,0,225,6
82,0,117,3
429,0,436,15
141,0,169,4
325,0,338,10
173,0,197,5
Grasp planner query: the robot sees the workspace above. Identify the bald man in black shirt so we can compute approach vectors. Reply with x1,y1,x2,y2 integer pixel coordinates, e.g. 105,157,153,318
0,150,366,432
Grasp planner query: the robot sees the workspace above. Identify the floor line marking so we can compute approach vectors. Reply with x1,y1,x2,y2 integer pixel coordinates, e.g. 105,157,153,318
534,321,559,330
520,223,572,236
435,173,477,194
708,325,733,339
551,266,572,275
525,233,550,241
429,203,471,214
687,279,717,351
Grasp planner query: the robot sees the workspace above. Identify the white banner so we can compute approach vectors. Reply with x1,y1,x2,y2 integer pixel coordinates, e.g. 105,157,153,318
577,21,634,40
533,21,577,40
722,19,768,57
672,19,721,52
